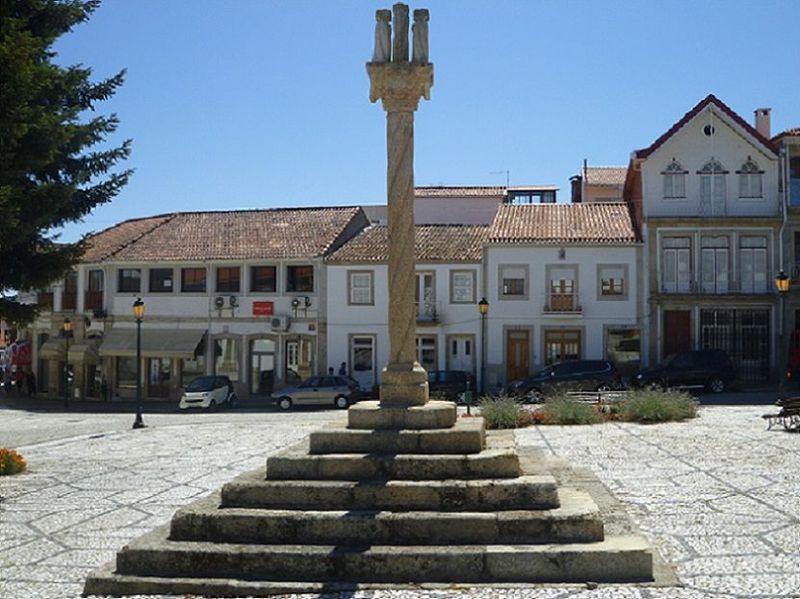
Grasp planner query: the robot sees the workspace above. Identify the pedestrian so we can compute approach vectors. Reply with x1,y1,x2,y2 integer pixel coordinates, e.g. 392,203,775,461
25,369,36,397
338,362,348,376
328,367,334,376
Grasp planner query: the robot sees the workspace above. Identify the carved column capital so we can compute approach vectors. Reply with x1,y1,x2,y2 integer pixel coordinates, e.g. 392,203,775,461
366,62,433,113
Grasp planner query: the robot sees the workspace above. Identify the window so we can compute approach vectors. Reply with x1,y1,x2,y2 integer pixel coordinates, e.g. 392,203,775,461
544,329,581,364
117,356,137,390
740,236,768,293
250,266,276,292
117,268,141,293
149,268,173,293
348,271,373,305
662,160,686,198
415,336,437,370
699,159,727,215
598,265,627,299
287,265,313,292
415,272,436,318
450,270,475,303
181,268,206,292
662,237,691,293
547,265,578,310
738,159,763,198
216,267,240,293
700,236,729,293
499,265,527,299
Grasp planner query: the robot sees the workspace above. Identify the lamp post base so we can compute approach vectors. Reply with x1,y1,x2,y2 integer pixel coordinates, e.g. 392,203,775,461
132,414,146,429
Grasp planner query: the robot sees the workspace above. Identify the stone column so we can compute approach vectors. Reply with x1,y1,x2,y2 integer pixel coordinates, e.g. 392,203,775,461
367,3,433,407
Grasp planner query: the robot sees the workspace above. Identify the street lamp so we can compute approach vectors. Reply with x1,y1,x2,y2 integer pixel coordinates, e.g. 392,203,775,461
776,271,791,404
132,298,146,429
62,318,73,409
478,298,489,395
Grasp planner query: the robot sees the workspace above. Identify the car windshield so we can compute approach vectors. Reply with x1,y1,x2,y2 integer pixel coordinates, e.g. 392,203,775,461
186,376,217,392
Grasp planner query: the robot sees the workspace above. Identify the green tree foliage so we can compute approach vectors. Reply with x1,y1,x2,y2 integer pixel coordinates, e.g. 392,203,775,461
0,0,131,323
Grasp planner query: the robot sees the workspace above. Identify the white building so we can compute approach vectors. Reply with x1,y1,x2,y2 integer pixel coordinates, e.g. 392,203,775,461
325,224,489,392
483,203,641,389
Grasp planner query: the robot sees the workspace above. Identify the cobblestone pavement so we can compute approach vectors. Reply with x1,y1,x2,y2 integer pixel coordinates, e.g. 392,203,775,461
0,405,798,599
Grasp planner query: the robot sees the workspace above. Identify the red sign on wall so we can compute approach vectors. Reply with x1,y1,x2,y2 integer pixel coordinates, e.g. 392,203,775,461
252,301,274,317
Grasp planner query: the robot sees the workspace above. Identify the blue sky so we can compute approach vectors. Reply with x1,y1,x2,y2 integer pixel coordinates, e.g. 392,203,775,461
53,0,798,242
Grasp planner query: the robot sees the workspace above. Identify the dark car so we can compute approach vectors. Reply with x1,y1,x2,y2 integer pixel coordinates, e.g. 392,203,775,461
632,349,736,393
427,370,474,403
506,360,619,403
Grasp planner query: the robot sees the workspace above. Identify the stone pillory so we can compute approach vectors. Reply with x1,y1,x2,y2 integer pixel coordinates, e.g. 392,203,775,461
367,3,434,408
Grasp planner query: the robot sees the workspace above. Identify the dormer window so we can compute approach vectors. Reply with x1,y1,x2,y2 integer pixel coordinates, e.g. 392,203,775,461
662,160,686,198
737,158,763,198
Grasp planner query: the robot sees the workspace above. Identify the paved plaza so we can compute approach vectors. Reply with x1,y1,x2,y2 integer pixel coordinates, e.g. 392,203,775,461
0,403,798,599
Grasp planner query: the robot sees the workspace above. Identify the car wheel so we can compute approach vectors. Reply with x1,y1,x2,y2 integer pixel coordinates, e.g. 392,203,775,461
708,378,726,393
647,380,666,391
596,384,612,392
525,388,543,404
228,394,237,408
334,395,349,409
209,399,217,411
278,396,292,411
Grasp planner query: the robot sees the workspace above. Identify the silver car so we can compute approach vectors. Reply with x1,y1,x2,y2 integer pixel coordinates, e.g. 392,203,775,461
271,375,360,410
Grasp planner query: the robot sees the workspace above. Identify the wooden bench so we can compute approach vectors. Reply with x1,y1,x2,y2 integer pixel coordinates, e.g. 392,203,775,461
762,397,800,431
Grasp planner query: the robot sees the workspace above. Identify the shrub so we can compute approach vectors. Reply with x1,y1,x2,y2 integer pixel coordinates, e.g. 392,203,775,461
540,396,603,425
618,389,698,423
479,395,523,429
0,448,27,476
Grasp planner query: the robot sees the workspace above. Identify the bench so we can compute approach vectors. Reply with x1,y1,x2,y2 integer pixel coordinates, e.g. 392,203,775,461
762,397,800,431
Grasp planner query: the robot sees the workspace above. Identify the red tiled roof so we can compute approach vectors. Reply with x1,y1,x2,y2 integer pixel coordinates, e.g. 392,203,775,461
634,94,778,159
326,224,489,263
584,167,627,186
84,207,366,263
773,128,800,141
82,215,174,262
488,203,638,245
415,186,506,198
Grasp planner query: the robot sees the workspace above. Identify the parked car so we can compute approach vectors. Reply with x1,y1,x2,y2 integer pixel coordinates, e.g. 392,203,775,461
179,375,237,410
506,360,619,403
426,370,474,403
272,375,360,410
632,349,736,393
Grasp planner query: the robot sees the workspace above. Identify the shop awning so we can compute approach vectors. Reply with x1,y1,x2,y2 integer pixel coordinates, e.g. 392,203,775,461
68,337,102,365
39,337,66,360
99,328,206,359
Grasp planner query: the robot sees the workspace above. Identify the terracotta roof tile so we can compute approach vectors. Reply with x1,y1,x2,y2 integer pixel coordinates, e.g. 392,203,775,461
87,207,366,263
82,215,174,262
773,128,800,141
584,167,627,186
327,224,489,263
488,203,638,245
415,186,506,198
635,94,778,159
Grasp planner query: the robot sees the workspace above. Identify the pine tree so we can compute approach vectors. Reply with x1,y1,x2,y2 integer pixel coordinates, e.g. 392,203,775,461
0,0,132,323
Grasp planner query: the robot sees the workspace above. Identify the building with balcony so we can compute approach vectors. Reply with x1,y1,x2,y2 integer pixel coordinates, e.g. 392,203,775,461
483,202,641,389
624,95,781,381
325,224,489,392
24,207,369,401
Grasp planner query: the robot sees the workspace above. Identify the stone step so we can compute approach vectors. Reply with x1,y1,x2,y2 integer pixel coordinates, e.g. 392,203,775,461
266,447,520,480
109,527,652,584
171,488,602,545
222,470,560,511
309,417,485,455
346,400,457,430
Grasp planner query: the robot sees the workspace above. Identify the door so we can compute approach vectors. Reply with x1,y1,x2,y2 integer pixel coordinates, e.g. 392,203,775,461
148,358,171,398
663,310,691,358
350,336,375,391
448,336,474,373
250,338,275,395
543,330,581,365
506,330,529,382
415,272,435,319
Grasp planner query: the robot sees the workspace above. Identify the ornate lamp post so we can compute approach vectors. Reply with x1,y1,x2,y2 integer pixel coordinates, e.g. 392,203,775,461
63,318,73,409
776,271,790,403
478,298,489,395
132,298,146,429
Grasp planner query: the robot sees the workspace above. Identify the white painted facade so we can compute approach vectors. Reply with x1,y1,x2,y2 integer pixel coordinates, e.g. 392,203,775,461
325,262,484,392
483,244,640,389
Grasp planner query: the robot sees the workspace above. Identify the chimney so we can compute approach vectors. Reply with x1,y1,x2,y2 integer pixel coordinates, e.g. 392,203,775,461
570,175,582,203
754,108,771,138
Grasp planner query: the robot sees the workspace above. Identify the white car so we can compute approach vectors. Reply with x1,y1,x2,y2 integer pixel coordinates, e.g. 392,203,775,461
179,375,237,410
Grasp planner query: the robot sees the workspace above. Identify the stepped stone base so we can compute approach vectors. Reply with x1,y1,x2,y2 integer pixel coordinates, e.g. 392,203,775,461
84,406,664,597
347,400,456,429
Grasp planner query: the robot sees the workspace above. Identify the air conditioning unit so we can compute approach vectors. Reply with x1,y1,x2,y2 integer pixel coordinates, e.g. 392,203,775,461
271,315,290,332
214,296,225,309
229,295,238,307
